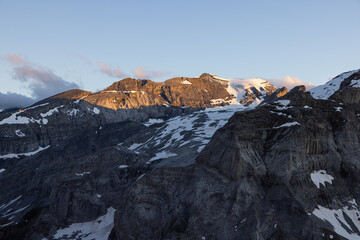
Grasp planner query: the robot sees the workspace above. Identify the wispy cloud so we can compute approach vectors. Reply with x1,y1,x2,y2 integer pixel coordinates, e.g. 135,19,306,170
74,54,93,65
268,76,315,90
3,53,80,108
98,61,169,80
98,62,128,78
133,67,169,79
13,64,80,100
6,53,26,65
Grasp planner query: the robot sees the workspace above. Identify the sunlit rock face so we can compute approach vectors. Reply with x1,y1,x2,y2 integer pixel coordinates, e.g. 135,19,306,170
50,73,278,110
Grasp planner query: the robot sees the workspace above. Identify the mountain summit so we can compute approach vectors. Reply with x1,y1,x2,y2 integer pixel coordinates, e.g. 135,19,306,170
48,73,277,110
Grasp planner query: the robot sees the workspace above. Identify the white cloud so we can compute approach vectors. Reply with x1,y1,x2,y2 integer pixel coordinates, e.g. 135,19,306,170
267,76,315,90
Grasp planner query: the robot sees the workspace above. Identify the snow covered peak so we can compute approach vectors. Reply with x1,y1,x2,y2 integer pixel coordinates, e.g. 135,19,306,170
310,69,360,99
225,78,277,106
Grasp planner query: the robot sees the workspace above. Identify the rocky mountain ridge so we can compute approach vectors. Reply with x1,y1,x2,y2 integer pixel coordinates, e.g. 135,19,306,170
48,73,277,109
1,69,360,240
0,73,276,157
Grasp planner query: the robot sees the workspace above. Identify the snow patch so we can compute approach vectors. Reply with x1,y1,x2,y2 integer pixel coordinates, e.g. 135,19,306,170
15,130,25,137
102,90,118,93
310,170,334,188
118,165,128,169
75,172,90,177
351,79,360,88
0,145,50,159
143,118,164,127
0,169,5,173
334,107,343,112
0,112,35,125
128,143,143,150
67,109,80,117
210,98,231,105
92,107,100,114
181,80,192,85
274,100,291,110
148,151,177,163
273,121,300,129
0,105,64,125
311,201,360,239
123,90,137,94
24,103,49,111
40,105,64,118
269,111,292,118
53,207,115,240
197,145,206,153
136,174,145,181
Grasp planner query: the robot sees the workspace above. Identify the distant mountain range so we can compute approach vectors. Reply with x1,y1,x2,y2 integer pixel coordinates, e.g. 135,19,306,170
1,69,360,240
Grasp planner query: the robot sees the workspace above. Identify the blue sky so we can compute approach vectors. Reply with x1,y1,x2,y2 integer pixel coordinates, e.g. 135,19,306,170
0,0,360,108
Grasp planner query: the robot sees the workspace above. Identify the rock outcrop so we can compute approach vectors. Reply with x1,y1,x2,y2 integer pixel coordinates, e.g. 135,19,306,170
261,86,288,105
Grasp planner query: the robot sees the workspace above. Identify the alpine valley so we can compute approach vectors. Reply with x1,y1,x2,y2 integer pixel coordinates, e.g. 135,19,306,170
1,70,360,240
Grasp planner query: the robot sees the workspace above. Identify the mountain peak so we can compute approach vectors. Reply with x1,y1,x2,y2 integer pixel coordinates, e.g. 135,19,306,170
310,68,360,100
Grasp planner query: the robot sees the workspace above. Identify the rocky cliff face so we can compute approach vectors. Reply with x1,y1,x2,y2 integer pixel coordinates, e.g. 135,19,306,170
1,70,360,240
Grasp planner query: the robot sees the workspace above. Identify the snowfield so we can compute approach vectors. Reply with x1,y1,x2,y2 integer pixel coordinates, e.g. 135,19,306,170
311,200,360,239
53,207,115,240
310,69,359,99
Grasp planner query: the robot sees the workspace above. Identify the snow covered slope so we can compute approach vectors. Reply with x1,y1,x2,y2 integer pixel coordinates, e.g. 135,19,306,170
310,69,359,99
209,75,277,106
120,104,249,167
